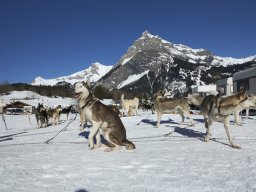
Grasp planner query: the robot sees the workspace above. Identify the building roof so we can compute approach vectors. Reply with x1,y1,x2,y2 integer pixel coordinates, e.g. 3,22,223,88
233,67,256,81
4,101,31,109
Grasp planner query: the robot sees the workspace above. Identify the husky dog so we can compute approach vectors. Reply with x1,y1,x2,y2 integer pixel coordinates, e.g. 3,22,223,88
74,81,135,151
121,94,139,116
187,93,205,107
35,103,48,128
48,105,62,125
154,90,194,128
234,94,256,125
61,105,74,120
200,90,256,149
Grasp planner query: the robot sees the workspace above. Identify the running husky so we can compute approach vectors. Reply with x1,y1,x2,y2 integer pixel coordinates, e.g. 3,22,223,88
154,90,194,128
187,92,256,126
200,89,256,149
74,81,135,152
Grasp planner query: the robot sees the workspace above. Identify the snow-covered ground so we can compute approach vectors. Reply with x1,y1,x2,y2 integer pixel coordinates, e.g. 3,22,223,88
1,105,256,192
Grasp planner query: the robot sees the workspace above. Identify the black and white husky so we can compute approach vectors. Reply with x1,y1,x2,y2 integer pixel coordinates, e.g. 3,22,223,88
74,81,135,152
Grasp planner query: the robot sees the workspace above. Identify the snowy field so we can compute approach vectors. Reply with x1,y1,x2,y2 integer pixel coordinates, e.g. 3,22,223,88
1,107,256,192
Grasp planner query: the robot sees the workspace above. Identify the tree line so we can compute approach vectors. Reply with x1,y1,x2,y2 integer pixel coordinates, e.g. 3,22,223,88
0,82,149,101
0,82,73,98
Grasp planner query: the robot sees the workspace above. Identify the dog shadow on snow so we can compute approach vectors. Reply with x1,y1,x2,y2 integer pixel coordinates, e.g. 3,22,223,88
170,126,231,147
141,118,179,127
141,117,204,127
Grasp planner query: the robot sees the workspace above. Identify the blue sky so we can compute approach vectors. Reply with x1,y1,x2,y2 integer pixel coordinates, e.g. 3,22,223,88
0,0,256,84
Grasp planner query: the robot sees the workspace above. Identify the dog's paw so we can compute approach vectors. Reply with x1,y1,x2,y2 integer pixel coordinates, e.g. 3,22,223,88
104,148,113,152
231,144,241,149
95,144,103,148
89,145,94,150
204,137,210,142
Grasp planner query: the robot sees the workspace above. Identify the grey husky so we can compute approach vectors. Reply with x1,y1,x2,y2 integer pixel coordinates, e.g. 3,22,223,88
74,81,135,152
154,90,194,128
200,89,256,149
188,92,256,126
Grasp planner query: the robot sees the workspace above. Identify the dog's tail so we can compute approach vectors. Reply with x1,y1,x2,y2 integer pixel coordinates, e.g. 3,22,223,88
122,139,136,150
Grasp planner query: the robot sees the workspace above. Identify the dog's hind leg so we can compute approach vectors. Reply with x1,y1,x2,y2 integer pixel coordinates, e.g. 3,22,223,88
103,132,122,152
204,118,212,142
223,116,241,149
94,130,102,148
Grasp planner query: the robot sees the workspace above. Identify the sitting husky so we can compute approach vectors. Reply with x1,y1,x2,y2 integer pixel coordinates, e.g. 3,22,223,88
200,89,256,149
74,81,135,152
154,90,194,128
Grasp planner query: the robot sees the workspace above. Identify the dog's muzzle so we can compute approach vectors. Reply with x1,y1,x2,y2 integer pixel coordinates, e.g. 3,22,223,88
74,92,82,98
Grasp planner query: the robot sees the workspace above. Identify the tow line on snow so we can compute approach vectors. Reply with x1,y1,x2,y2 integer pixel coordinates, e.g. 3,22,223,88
44,113,78,144
1,132,256,148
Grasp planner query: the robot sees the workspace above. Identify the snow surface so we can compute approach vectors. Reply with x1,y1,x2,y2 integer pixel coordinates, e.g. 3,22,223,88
32,62,112,86
0,91,76,108
1,93,256,192
121,56,133,65
117,70,149,89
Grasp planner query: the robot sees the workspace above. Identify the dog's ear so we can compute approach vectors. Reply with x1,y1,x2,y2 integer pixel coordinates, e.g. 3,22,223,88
82,79,91,88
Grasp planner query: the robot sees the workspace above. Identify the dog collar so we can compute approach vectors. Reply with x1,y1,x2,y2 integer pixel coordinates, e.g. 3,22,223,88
81,97,95,109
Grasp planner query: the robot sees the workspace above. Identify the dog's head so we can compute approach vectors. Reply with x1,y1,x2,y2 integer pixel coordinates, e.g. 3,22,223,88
241,96,256,109
237,88,247,101
153,90,166,100
74,80,91,100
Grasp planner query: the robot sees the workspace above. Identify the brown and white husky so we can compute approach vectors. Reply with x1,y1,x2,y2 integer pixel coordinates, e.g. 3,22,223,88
74,80,135,152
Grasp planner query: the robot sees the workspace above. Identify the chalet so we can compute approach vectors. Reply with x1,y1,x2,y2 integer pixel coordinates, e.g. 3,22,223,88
233,67,256,94
191,84,217,94
217,77,233,96
3,101,32,114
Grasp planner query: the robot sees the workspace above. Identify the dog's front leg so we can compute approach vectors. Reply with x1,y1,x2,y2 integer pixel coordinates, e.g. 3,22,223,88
88,122,100,150
156,112,162,128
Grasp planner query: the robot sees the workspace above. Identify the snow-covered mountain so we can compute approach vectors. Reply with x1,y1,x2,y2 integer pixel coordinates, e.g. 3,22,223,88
117,30,256,67
31,31,256,97
32,62,113,86
96,31,256,96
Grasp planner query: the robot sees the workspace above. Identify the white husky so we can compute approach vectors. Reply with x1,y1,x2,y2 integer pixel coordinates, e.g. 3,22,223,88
121,94,139,116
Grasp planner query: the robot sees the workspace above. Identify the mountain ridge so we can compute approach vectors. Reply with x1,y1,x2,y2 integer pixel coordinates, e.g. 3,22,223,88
32,31,256,96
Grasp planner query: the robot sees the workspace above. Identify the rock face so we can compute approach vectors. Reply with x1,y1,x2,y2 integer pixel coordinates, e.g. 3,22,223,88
96,31,256,96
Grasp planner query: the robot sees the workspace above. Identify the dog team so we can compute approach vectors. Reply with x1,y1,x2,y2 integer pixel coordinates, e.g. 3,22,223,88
72,80,256,151
35,104,74,128
36,80,256,151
